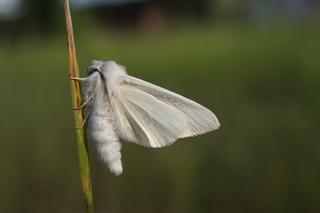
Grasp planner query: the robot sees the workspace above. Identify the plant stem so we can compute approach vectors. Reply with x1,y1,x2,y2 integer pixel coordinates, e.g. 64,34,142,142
63,0,94,212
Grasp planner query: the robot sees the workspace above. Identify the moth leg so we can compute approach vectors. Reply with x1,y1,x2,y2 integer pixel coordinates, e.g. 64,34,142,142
75,111,91,129
73,96,92,110
70,76,88,81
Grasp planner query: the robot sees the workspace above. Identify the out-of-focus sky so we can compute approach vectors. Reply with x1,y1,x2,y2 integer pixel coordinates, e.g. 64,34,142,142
0,0,22,19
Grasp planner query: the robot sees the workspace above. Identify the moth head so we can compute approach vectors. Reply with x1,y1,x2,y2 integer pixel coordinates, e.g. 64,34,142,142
87,60,104,76
87,66,100,76
87,60,127,78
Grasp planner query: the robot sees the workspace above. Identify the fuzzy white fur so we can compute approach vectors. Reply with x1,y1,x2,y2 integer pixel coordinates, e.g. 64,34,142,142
81,60,220,175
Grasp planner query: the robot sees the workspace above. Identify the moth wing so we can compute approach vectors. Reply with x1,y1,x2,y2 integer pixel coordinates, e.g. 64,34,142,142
111,85,188,148
110,75,220,148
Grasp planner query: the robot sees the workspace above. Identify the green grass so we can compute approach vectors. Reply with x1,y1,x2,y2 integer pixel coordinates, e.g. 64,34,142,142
0,23,320,212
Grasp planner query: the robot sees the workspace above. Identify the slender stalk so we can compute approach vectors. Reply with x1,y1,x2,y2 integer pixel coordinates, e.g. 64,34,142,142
63,0,94,212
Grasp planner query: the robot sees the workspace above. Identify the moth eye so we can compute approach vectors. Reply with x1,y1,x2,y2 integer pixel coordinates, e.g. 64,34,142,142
87,67,99,75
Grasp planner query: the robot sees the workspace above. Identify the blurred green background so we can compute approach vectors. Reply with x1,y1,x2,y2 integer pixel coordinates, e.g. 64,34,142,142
1,0,320,212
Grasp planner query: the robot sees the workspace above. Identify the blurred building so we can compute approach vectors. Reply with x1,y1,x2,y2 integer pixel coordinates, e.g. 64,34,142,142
72,0,216,30
71,0,152,8
247,0,319,22
216,0,319,21
0,0,319,34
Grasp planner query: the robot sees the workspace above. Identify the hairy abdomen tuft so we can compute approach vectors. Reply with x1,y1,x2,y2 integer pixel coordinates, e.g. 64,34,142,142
89,109,123,176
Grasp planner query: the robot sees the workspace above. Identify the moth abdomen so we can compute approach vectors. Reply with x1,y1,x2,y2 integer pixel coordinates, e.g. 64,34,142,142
95,139,123,176
89,111,123,175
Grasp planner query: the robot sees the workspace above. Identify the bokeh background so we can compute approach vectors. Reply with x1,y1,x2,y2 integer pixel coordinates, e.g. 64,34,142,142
1,0,320,212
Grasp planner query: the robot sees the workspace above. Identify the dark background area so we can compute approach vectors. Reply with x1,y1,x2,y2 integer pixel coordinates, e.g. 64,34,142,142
0,0,320,212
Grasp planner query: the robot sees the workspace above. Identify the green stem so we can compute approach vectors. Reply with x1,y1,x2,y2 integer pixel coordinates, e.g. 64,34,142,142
63,0,94,212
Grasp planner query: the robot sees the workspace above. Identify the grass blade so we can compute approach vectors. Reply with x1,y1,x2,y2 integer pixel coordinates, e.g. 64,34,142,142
63,0,94,212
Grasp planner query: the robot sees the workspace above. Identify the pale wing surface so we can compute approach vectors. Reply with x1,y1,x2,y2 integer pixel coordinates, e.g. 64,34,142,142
109,74,220,148
118,75,220,138
111,86,188,148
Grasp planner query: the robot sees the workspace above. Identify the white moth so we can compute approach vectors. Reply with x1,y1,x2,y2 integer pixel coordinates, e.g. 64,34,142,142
72,60,220,176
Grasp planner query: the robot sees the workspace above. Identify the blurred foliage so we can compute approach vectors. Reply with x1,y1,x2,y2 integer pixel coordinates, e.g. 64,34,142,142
24,0,60,33
0,22,320,212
